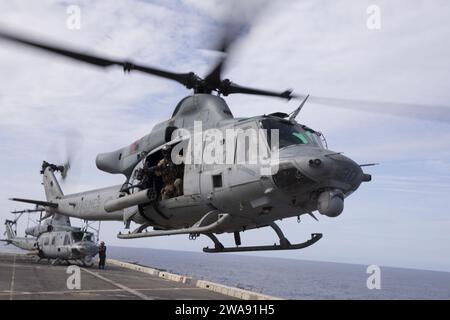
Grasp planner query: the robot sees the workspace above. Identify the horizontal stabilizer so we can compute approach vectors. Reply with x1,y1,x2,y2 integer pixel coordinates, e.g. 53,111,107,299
9,198,58,208
11,208,45,214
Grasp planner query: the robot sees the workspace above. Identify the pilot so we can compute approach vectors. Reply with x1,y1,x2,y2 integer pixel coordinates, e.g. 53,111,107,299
155,145,183,200
98,241,107,270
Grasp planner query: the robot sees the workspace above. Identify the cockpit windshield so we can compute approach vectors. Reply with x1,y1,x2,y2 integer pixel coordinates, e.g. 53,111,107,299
261,118,324,149
72,232,84,242
83,233,94,242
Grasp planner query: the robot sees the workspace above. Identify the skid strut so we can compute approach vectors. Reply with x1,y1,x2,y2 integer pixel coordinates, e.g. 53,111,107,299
203,222,323,253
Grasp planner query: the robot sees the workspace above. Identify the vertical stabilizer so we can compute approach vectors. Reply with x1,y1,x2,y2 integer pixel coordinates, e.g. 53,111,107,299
41,163,70,226
43,167,63,201
4,221,16,240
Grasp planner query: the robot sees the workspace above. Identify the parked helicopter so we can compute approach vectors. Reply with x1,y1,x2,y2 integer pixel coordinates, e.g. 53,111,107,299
2,217,98,267
2,164,99,265
1,14,448,253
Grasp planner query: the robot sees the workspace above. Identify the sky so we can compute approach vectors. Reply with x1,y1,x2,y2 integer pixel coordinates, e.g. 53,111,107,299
0,0,450,272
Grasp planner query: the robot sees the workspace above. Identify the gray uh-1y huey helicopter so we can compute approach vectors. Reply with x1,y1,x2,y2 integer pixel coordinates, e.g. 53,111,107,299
2,170,98,266
1,16,448,253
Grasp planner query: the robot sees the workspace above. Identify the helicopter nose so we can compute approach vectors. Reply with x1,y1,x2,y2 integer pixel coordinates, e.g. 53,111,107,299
75,243,98,256
294,151,364,191
292,150,365,217
86,244,99,256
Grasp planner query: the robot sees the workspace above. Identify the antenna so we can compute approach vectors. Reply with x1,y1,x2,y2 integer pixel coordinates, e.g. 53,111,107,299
289,95,310,122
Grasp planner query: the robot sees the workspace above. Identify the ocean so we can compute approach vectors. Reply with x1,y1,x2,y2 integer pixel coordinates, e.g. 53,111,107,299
106,246,450,300
2,244,449,299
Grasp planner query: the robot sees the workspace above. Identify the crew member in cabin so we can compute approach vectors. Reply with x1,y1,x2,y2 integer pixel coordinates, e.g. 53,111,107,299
155,145,184,200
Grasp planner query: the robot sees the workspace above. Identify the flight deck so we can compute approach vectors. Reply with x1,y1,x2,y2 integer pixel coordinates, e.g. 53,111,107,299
0,253,245,300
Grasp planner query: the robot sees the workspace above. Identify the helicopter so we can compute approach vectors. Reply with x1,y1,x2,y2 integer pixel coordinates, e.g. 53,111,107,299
1,13,448,253
2,195,98,267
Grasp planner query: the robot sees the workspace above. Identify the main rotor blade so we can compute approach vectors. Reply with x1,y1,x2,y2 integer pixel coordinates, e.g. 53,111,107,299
0,29,192,87
9,198,58,208
222,81,294,100
204,59,225,87
203,27,232,86
295,95,450,123
203,27,241,86
204,1,267,88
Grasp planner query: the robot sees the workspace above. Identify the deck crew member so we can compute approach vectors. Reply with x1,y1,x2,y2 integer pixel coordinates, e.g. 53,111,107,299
98,241,107,269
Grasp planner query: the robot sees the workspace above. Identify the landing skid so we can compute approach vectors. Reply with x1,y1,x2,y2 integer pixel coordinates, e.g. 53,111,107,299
203,222,323,253
117,212,323,253
204,233,322,253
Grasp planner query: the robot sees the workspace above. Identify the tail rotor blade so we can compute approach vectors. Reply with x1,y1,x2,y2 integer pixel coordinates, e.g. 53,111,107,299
61,129,83,182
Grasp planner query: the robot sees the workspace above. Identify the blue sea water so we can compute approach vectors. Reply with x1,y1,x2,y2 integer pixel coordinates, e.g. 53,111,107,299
107,246,450,300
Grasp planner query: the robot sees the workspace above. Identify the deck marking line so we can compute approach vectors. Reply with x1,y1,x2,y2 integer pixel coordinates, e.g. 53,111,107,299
9,255,17,301
0,286,201,297
81,268,153,300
